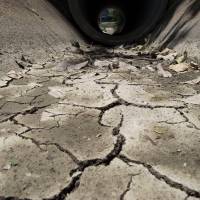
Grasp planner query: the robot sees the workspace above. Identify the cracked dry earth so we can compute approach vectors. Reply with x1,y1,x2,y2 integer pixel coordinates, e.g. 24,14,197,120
0,45,200,200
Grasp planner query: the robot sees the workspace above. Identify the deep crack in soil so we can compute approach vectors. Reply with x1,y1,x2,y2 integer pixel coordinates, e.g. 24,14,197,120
0,116,125,200
1,43,200,200
118,154,200,199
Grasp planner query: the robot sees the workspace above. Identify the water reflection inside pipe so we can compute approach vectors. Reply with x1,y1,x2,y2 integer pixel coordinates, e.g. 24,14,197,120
98,7,126,35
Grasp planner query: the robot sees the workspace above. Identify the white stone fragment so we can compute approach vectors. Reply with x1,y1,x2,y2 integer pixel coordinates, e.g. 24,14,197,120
183,94,200,105
184,76,200,85
169,63,191,72
7,70,23,79
157,64,172,78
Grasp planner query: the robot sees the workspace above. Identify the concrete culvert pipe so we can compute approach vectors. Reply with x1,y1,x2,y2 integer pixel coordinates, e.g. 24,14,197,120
67,0,168,45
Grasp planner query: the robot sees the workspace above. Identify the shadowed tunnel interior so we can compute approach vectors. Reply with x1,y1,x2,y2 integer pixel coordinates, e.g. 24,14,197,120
74,0,155,33
49,0,200,48
67,0,168,45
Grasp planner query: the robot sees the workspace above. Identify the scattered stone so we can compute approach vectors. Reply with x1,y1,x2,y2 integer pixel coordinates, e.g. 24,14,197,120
27,82,42,88
183,163,187,167
21,54,34,64
69,40,84,54
153,125,169,135
175,51,188,64
55,56,88,72
190,61,199,70
118,61,137,71
114,48,138,57
157,63,172,78
0,80,8,87
145,65,156,72
0,75,12,87
94,60,113,68
16,60,32,69
70,40,80,48
7,70,23,79
2,163,11,170
69,60,89,71
184,76,200,85
157,48,177,62
183,94,200,105
55,59,69,71
176,55,186,64
169,63,191,73
134,45,144,51
32,64,44,69
25,172,32,177
160,48,173,55
96,134,102,138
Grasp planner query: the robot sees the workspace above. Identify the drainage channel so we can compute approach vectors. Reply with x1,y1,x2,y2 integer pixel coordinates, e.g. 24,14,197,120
67,0,168,45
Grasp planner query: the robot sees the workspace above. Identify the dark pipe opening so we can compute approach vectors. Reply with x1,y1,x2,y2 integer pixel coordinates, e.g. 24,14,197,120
68,0,168,45
80,0,155,33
